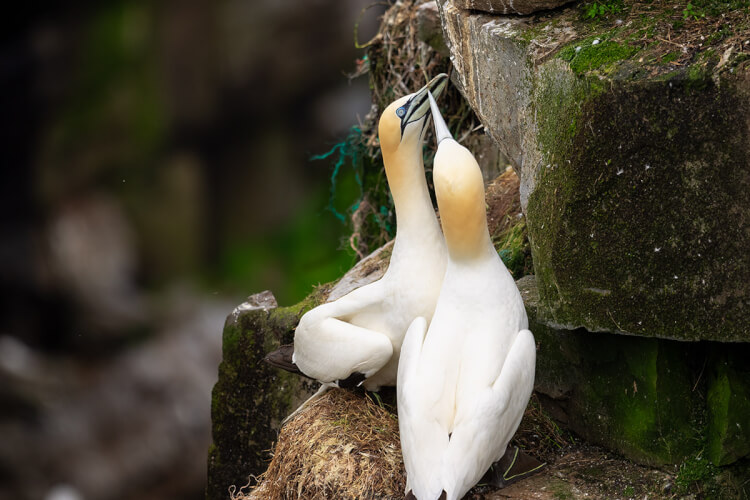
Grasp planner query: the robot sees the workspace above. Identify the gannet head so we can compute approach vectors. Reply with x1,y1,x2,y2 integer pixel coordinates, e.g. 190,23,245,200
378,73,448,159
429,92,489,260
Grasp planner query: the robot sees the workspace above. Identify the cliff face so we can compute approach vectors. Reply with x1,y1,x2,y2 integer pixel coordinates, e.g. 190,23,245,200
435,0,750,471
209,1,750,498
437,0,750,343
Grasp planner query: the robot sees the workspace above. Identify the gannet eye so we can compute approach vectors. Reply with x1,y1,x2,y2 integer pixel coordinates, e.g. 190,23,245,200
396,106,406,118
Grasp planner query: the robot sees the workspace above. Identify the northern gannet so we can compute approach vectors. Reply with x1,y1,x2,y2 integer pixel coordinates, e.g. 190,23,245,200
397,91,539,500
277,74,449,395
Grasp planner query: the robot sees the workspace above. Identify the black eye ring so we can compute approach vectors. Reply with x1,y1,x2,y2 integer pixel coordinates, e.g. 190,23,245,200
396,106,406,118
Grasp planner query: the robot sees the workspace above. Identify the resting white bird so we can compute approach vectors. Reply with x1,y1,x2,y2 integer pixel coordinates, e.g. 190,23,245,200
265,74,449,397
397,91,541,500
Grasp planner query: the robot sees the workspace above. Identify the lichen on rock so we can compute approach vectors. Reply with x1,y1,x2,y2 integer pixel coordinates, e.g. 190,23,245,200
436,0,750,342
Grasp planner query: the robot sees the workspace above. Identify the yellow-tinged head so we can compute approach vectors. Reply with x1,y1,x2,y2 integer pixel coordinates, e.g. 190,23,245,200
378,74,448,161
429,91,490,260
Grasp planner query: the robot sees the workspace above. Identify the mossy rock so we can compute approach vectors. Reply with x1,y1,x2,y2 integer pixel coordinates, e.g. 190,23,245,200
207,243,393,500
207,291,320,500
436,0,750,342
528,66,750,342
519,275,702,466
706,345,750,466
520,274,750,468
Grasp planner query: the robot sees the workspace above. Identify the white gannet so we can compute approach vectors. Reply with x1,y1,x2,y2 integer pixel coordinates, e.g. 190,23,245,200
397,91,539,500
282,74,449,394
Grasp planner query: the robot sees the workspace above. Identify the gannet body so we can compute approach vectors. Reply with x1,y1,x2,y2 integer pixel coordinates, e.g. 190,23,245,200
292,75,449,392
398,92,537,500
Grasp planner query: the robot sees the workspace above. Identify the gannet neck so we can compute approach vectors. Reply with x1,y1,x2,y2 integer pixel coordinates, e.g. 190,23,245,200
383,141,438,237
434,140,493,261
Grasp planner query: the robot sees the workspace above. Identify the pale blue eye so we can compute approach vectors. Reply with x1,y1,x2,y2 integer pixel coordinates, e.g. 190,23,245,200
396,107,406,118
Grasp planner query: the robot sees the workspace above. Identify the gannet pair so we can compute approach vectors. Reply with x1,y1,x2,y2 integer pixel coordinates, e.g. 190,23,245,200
265,75,539,497
286,74,449,392
396,94,538,500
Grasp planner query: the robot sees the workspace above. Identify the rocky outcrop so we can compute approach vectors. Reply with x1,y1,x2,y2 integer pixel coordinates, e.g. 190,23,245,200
452,0,574,15
428,0,750,470
522,275,750,467
209,158,748,496
436,0,750,343
208,243,393,500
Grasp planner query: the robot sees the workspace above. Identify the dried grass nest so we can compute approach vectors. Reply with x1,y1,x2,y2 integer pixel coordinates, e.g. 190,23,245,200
232,389,405,500
230,387,567,500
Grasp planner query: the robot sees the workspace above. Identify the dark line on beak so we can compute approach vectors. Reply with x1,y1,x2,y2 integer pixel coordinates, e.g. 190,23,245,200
419,116,429,139
400,92,431,138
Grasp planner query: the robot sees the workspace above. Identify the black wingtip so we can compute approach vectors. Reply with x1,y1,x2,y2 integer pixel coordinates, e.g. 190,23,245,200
263,344,306,376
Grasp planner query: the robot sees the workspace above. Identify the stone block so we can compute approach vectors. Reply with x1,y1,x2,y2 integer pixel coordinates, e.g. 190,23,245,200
519,275,704,466
452,0,574,15
436,0,750,342
521,274,750,467
707,346,750,466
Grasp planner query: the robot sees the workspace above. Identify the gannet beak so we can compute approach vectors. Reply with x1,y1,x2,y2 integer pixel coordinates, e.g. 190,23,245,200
399,73,448,136
428,90,452,145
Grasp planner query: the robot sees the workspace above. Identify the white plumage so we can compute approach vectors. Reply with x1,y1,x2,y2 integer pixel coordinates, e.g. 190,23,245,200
397,91,536,500
292,75,448,392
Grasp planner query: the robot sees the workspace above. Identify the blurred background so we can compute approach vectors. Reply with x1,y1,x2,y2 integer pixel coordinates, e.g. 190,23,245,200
0,1,387,499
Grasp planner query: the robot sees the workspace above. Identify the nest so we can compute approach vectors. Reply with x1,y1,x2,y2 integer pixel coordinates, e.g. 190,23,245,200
334,0,485,259
232,389,405,500
230,389,569,500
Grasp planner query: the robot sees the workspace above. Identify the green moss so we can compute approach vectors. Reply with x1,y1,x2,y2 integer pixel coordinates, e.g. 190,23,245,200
708,369,732,463
573,335,699,464
522,275,704,466
550,479,575,500
675,453,721,496
495,220,532,279
208,291,328,500
686,63,711,91
707,346,750,466
661,51,679,64
527,63,750,342
689,0,750,17
559,38,638,75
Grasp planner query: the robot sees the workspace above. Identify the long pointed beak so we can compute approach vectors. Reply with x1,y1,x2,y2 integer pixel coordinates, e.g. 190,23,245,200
400,73,448,134
428,90,452,145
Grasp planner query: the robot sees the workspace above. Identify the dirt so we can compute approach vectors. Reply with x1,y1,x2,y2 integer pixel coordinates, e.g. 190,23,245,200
476,446,675,500
458,394,678,500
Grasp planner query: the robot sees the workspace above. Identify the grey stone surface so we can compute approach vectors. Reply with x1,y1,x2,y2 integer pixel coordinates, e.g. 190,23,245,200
435,1,750,342
521,275,750,467
452,0,575,15
327,240,393,301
